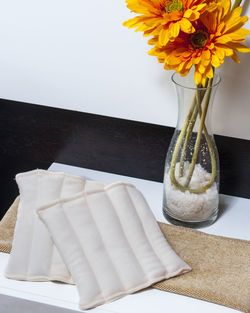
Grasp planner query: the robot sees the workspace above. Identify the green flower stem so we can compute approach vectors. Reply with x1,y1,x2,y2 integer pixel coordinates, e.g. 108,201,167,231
169,96,197,191
178,79,209,178
184,78,213,188
232,0,243,10
193,88,217,192
178,104,198,177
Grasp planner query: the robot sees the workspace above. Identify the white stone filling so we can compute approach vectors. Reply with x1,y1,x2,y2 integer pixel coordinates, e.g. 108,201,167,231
165,162,218,221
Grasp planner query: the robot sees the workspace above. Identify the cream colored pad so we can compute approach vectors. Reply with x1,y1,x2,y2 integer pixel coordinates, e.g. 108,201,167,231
38,182,191,310
5,170,104,283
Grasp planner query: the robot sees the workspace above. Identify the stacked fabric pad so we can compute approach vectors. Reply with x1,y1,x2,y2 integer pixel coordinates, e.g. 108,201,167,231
5,170,191,310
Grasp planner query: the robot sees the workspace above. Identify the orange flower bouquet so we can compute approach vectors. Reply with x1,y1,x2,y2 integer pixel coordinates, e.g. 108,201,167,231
124,0,250,227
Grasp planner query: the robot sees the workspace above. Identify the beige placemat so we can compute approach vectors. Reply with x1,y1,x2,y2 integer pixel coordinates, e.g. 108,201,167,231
154,222,250,313
1,198,250,312
0,197,19,253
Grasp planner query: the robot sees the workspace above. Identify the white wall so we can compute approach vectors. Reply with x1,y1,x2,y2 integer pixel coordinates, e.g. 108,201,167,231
0,0,250,140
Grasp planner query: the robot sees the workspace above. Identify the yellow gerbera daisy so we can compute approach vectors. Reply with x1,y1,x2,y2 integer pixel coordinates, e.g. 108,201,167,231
123,0,208,45
148,0,250,85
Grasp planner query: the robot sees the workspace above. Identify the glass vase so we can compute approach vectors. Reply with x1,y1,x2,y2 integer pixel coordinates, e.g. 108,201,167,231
163,72,221,228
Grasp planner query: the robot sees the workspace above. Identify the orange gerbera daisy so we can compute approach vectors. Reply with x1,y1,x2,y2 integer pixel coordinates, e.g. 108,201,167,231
123,0,208,45
148,0,250,85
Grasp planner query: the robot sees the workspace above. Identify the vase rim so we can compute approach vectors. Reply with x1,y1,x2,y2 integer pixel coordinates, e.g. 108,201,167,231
171,72,221,90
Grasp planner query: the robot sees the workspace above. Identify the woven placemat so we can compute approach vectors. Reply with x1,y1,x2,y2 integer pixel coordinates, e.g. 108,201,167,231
155,222,250,313
1,198,250,312
0,197,19,253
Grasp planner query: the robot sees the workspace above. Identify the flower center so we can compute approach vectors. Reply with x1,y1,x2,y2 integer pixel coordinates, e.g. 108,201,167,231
190,31,209,49
164,0,184,13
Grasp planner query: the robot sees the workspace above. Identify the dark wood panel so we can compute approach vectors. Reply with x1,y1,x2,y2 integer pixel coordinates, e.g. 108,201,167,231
0,98,250,218
215,135,250,197
0,98,172,181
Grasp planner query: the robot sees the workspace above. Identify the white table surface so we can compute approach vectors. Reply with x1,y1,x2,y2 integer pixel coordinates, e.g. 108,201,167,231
1,162,250,313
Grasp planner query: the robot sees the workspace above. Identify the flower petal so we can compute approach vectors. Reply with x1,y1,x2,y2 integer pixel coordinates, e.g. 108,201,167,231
169,22,180,39
194,70,202,85
206,65,214,79
231,51,240,63
159,28,170,46
211,54,221,67
231,43,250,53
180,18,195,33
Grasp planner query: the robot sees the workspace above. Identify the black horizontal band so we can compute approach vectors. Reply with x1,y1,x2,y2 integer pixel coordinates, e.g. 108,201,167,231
0,98,249,218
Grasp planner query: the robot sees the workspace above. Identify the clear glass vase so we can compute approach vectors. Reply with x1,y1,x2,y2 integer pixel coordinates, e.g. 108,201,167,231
163,72,221,228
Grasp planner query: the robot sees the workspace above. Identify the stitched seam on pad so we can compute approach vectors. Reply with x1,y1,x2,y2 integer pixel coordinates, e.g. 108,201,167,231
48,174,66,278
16,169,86,183
38,183,133,213
125,185,168,277
49,175,65,277
26,170,40,277
104,190,147,286
85,193,125,297
61,198,104,302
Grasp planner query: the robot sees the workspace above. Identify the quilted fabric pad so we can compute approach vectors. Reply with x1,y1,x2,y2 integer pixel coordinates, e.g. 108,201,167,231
38,182,191,309
5,169,104,283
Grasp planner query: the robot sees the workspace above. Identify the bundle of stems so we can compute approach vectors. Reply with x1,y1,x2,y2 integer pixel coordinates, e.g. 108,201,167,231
169,76,217,194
